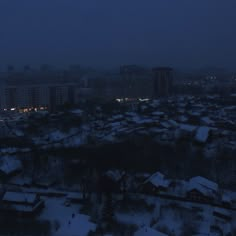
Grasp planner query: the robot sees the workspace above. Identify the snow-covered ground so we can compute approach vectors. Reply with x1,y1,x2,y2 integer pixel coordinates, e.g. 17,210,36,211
39,197,96,236
114,194,235,235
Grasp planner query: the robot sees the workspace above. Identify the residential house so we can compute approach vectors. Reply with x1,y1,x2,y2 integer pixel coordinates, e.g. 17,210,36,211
0,157,22,180
186,176,219,203
1,191,44,216
140,172,169,195
213,207,231,221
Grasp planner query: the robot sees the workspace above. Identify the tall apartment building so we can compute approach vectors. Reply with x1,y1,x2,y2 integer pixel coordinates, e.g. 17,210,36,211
152,67,173,97
120,65,152,98
0,85,49,110
49,85,70,111
0,67,96,111
4,87,17,108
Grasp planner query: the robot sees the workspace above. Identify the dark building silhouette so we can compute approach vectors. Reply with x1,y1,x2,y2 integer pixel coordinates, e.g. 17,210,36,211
120,65,151,98
24,65,31,72
40,64,53,72
5,87,17,108
153,67,173,97
7,65,14,73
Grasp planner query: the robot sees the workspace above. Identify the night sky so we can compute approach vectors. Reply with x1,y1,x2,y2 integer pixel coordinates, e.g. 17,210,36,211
1,0,236,69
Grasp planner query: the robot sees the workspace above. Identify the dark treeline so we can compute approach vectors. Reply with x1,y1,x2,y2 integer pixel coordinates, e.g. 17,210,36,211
45,138,236,190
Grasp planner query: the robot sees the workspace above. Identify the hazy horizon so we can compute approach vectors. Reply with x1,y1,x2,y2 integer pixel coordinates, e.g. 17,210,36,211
1,0,236,70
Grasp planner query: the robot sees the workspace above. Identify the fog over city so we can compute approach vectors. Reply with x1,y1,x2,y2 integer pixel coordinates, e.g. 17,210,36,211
0,1,236,236
1,0,236,69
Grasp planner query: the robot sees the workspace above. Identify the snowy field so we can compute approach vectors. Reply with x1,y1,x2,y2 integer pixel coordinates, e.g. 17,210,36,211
39,197,96,236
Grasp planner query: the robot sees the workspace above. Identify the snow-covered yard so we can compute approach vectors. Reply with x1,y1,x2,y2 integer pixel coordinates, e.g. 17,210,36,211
39,197,96,236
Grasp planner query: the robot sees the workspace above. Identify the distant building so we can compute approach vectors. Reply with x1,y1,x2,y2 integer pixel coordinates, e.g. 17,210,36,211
49,85,70,111
40,64,53,72
23,65,31,73
7,65,14,73
5,87,17,108
120,65,151,98
153,67,173,97
0,83,82,111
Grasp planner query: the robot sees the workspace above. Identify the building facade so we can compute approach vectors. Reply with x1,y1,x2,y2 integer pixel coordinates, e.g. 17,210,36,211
153,67,173,97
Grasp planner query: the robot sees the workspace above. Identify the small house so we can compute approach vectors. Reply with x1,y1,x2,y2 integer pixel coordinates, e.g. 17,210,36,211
1,191,44,217
221,192,232,208
194,126,210,144
186,176,218,203
140,172,169,195
0,157,22,180
213,207,231,221
101,170,126,192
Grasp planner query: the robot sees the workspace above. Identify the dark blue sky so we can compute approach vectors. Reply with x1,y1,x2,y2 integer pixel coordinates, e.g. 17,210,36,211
1,0,236,69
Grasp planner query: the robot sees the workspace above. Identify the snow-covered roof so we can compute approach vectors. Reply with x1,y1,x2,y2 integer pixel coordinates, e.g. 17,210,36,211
222,192,232,203
145,172,169,188
130,116,154,125
189,176,218,192
213,207,231,218
224,105,236,111
134,227,168,236
189,111,201,117
188,176,218,197
8,175,32,186
230,93,236,97
160,122,171,129
0,157,22,175
168,120,179,127
105,170,124,182
177,115,188,122
110,114,124,121
201,117,214,126
102,133,117,143
70,109,84,116
151,111,164,116
109,122,122,129
47,130,66,142
179,124,196,132
2,191,38,204
194,126,210,143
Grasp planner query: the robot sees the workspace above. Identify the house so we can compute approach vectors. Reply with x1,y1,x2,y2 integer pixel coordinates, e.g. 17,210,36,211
201,116,214,126
8,175,32,187
100,170,126,192
194,126,210,144
134,227,168,236
213,207,231,221
1,191,44,216
175,124,196,140
186,176,218,203
140,172,169,195
169,180,188,197
33,176,56,189
70,109,84,117
0,157,22,179
221,192,232,208
134,173,150,183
